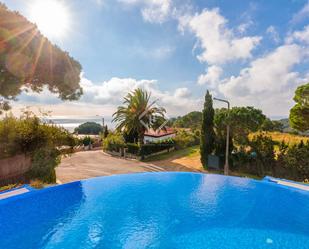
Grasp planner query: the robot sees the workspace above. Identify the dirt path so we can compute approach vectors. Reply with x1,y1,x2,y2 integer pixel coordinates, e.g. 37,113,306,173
56,150,202,183
149,153,204,172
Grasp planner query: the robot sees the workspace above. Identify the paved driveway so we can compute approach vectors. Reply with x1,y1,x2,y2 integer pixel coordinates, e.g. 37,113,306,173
56,150,201,183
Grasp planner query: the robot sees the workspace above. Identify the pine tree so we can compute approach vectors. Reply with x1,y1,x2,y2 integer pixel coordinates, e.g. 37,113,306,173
200,90,216,169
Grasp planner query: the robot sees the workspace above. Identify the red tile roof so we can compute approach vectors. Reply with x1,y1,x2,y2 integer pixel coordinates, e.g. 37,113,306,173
144,127,175,137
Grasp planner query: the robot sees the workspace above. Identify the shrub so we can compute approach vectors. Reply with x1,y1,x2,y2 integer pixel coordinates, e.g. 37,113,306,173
277,141,309,181
174,130,199,149
28,147,60,183
103,133,125,152
139,141,174,156
126,143,139,154
248,134,277,176
0,113,75,183
82,136,94,146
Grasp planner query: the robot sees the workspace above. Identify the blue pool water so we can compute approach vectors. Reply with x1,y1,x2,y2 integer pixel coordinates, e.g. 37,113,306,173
0,172,308,249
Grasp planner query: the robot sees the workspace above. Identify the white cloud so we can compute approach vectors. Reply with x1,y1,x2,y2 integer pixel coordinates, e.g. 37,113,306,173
287,25,309,44
218,44,306,116
266,25,280,43
118,0,172,23
237,20,254,34
15,74,200,117
132,45,175,59
174,87,191,98
182,8,261,65
291,1,309,24
197,65,222,87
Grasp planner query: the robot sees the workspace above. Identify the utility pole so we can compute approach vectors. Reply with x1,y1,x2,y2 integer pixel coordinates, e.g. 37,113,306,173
213,97,230,175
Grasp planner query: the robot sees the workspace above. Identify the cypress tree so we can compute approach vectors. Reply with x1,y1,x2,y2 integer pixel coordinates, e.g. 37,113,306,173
200,90,216,169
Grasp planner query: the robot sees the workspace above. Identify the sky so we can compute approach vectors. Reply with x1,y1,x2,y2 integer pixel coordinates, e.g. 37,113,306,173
3,0,309,119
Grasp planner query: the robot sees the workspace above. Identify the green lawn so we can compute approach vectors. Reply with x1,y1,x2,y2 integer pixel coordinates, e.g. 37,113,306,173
143,145,199,162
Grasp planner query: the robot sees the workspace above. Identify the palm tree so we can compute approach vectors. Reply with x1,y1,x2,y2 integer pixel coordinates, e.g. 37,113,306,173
112,88,166,144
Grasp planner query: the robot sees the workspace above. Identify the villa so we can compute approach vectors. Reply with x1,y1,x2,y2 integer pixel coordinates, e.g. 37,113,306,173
144,127,176,143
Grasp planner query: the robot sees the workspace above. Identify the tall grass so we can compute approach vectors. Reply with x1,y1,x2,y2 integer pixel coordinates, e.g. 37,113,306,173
249,132,309,146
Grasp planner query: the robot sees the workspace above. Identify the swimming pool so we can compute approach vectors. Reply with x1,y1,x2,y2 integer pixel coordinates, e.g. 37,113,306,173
0,172,308,249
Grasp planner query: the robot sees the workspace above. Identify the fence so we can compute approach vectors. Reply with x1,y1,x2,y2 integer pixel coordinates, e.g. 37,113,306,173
0,154,31,187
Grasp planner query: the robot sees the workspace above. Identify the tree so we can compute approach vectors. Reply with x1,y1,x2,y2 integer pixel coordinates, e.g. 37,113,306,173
112,88,166,144
74,122,103,135
261,118,284,132
289,83,309,132
214,106,266,146
200,90,216,169
0,4,82,113
103,125,109,138
249,134,277,176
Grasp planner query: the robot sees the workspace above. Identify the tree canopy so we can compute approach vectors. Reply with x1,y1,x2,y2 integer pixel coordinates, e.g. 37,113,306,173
74,122,103,135
0,3,82,113
289,83,309,132
214,106,266,146
171,111,202,129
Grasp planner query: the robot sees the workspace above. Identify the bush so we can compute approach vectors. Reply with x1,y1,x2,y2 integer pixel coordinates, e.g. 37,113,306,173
27,148,60,183
126,143,139,154
173,130,199,149
103,133,125,152
0,113,75,183
277,141,309,181
82,136,94,146
140,141,174,156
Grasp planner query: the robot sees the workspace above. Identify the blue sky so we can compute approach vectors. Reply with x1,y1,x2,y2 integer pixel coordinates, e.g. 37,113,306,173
3,0,309,118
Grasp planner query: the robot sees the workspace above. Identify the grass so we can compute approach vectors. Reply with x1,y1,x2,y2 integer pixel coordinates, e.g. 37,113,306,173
0,183,19,192
249,131,309,145
143,145,199,162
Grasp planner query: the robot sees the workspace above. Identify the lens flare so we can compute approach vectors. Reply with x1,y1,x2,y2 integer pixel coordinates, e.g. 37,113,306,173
29,0,70,39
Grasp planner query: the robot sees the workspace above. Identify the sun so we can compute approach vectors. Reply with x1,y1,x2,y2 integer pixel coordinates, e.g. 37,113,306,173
29,0,70,39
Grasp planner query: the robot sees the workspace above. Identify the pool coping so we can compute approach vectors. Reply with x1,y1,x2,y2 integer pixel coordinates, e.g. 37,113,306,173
263,176,309,192
0,185,35,200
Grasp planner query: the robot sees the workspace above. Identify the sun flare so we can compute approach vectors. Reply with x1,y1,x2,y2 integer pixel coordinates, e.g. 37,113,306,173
29,0,70,39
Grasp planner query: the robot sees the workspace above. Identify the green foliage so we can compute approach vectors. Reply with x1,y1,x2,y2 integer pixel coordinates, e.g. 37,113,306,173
171,111,202,130
123,129,138,143
249,134,277,176
0,114,75,158
0,113,75,183
103,125,109,138
139,140,174,157
102,133,125,152
215,106,266,146
74,122,103,135
126,143,140,154
261,118,284,132
112,88,166,144
200,91,216,169
0,4,82,112
289,83,309,132
174,130,199,149
82,136,94,146
28,148,60,183
277,141,309,181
